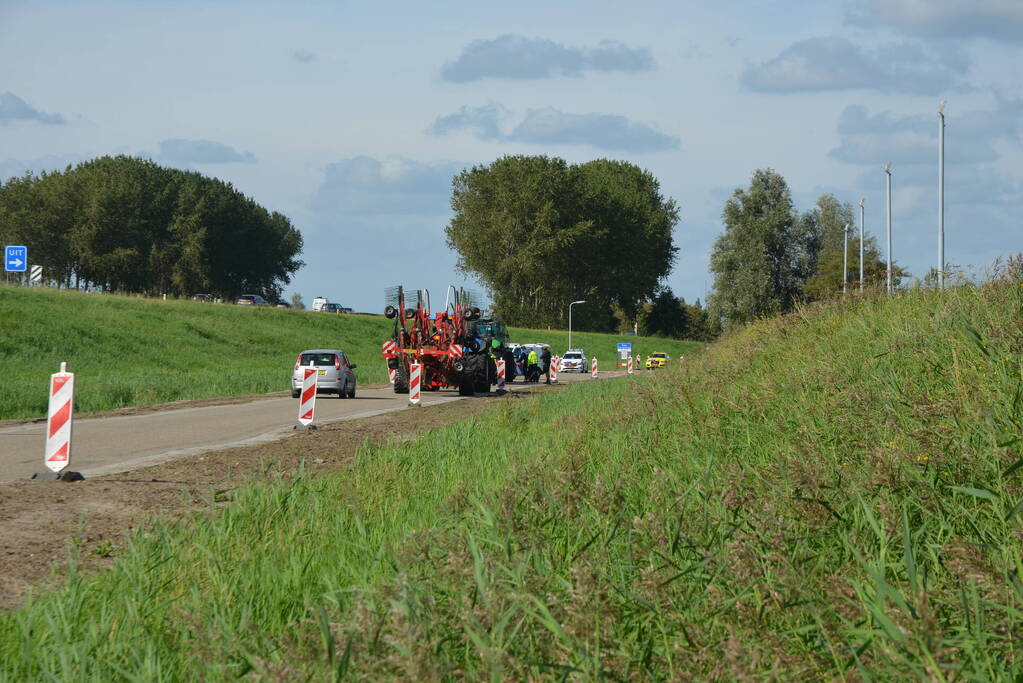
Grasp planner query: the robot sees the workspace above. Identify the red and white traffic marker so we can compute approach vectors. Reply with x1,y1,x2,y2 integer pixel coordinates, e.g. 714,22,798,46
409,362,422,406
388,366,396,384
591,357,598,378
627,356,634,375
496,359,507,394
636,355,643,371
549,356,558,383
44,362,74,473
297,367,317,427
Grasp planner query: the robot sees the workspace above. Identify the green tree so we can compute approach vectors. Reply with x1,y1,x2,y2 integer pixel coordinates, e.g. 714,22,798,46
708,169,817,329
290,292,306,310
445,155,678,331
802,193,905,298
641,288,688,338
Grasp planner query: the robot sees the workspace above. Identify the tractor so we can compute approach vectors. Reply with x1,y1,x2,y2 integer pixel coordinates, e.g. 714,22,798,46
381,285,510,396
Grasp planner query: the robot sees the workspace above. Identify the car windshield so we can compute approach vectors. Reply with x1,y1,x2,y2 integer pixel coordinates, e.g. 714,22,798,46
300,353,337,366
651,353,667,358
565,353,583,359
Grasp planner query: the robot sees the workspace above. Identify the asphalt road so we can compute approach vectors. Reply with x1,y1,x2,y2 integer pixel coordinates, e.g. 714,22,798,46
0,371,600,482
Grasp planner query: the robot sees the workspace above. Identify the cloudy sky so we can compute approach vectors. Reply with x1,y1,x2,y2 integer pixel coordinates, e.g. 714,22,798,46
1,0,1020,310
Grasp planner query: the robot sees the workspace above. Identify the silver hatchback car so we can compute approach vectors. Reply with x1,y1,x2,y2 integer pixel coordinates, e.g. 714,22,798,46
291,349,357,398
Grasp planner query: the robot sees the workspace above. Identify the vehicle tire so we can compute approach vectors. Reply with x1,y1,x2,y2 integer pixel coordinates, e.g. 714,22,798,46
339,381,347,398
291,389,300,398
469,353,489,395
394,362,409,394
347,384,356,398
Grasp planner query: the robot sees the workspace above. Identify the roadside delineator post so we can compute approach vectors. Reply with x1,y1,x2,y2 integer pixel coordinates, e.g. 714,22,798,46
496,359,507,395
550,356,558,383
387,367,396,384
636,354,643,371
591,357,598,378
409,362,422,407
627,356,634,376
296,367,318,430
32,362,84,481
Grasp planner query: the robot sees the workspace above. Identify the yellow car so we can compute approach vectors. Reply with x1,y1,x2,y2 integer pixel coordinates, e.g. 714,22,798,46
645,352,670,369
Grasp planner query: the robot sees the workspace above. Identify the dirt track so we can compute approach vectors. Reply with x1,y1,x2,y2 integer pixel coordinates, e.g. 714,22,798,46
0,385,560,611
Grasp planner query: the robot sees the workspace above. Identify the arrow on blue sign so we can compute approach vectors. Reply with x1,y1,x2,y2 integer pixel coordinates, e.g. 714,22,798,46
5,245,28,272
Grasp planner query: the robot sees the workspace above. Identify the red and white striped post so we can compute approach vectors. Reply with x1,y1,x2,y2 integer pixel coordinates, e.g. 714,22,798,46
636,354,643,371
549,356,558,383
44,362,74,473
496,359,507,394
297,367,317,427
591,357,598,378
627,355,634,375
388,367,396,384
409,362,422,406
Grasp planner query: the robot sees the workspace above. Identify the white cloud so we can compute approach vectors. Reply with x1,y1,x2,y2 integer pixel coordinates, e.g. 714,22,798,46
846,0,1023,42
0,92,65,125
441,35,654,82
157,139,256,164
742,36,969,94
429,105,679,152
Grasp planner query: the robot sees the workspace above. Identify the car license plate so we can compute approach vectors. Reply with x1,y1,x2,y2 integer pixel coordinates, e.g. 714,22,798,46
317,369,327,375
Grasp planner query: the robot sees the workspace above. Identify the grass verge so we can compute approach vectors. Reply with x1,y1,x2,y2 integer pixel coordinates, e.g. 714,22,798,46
2,281,1021,678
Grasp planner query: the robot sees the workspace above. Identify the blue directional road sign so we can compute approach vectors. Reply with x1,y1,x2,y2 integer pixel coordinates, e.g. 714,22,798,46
5,245,27,272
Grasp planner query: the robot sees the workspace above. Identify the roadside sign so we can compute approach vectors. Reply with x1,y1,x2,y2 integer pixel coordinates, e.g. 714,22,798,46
45,363,75,472
617,342,632,367
297,368,317,426
30,264,42,283
5,245,27,272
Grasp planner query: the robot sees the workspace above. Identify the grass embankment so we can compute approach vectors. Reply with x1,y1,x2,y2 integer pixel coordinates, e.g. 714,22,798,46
3,282,1021,678
0,285,697,419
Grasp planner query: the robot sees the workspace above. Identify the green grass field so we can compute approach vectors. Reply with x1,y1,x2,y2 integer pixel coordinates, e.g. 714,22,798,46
2,280,1021,679
0,286,700,419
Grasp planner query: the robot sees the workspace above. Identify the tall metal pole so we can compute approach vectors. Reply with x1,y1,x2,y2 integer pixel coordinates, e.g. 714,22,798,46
843,222,849,294
938,100,946,290
884,163,893,294
568,300,585,350
859,198,865,292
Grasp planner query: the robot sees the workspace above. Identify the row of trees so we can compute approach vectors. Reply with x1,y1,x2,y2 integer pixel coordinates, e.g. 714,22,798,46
637,291,720,341
0,156,303,300
446,155,679,332
708,169,899,330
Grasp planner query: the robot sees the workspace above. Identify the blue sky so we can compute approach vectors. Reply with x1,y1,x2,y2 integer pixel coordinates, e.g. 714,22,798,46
1,0,1020,310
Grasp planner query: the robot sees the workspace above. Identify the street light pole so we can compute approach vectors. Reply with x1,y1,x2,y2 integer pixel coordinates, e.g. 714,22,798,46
885,163,893,295
568,300,585,351
843,222,849,294
859,198,865,292
938,100,946,290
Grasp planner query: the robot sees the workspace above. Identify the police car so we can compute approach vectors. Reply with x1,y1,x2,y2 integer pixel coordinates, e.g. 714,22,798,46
560,349,587,372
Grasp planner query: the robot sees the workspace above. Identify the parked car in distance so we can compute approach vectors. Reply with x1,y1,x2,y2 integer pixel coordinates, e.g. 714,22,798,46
275,301,291,309
560,349,587,372
645,352,670,369
292,349,357,398
321,303,347,314
236,294,270,306
192,293,212,302
311,296,328,312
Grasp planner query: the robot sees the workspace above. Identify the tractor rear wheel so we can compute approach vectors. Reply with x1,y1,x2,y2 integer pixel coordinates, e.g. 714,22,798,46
394,362,410,394
469,354,489,395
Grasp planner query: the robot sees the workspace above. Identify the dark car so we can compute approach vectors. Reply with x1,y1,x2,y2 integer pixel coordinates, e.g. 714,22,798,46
192,293,212,302
321,303,346,314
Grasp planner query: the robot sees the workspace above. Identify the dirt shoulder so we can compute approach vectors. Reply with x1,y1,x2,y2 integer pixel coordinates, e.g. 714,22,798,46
0,386,554,611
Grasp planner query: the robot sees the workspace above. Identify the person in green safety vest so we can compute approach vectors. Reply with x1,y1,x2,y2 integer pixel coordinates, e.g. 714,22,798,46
526,347,539,383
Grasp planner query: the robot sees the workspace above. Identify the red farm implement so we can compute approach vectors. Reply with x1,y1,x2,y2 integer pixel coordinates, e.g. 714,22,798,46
382,286,508,396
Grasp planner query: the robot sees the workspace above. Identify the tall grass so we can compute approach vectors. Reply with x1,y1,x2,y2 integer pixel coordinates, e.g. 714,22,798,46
2,281,1020,679
0,286,697,419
